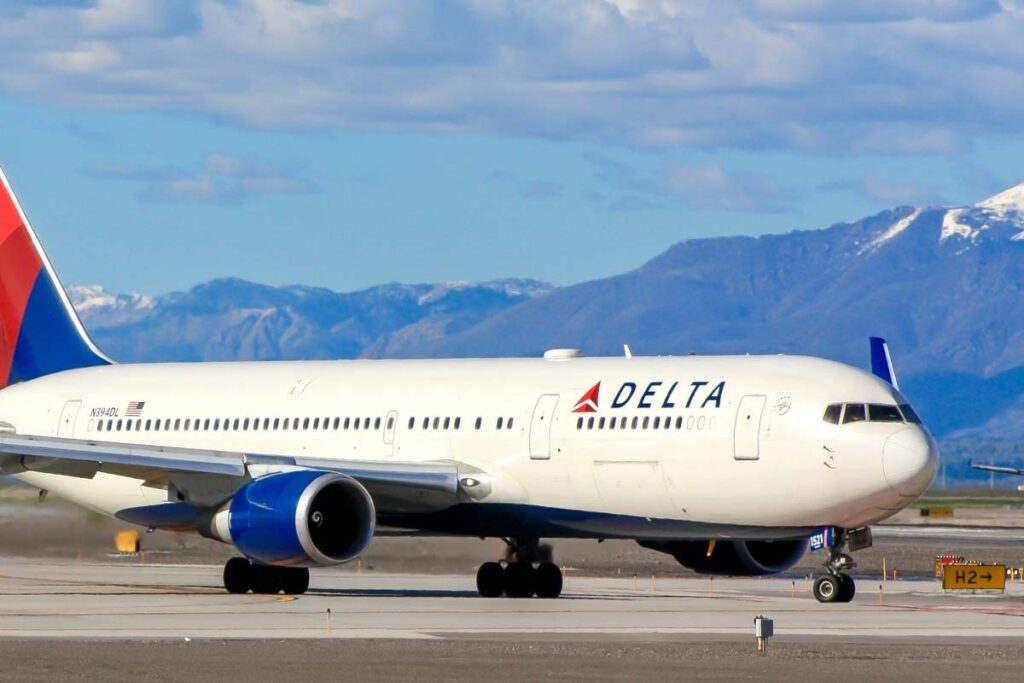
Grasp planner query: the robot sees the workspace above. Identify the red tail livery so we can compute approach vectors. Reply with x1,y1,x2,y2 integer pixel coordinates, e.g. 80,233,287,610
0,170,109,386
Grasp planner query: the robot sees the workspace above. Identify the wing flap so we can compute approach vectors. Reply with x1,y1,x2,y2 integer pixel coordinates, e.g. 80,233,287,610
0,434,468,515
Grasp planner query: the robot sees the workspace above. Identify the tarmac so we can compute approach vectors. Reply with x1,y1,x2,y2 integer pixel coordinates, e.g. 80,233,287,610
0,558,1022,640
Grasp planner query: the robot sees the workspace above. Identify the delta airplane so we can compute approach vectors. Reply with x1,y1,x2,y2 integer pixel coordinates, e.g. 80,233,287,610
0,170,937,603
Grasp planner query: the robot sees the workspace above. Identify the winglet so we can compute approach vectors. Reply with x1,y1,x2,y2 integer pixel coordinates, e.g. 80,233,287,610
869,337,899,389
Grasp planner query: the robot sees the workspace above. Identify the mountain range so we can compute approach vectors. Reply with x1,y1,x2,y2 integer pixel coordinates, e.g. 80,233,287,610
69,183,1024,459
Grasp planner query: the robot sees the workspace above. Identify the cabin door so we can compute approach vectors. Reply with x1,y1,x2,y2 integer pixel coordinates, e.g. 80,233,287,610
733,395,766,460
529,394,560,460
57,400,82,438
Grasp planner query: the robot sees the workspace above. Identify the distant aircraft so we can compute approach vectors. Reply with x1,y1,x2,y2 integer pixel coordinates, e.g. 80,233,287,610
0,169,937,603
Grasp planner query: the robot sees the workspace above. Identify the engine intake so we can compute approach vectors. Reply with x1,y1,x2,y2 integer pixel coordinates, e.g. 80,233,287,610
640,539,807,576
202,470,375,567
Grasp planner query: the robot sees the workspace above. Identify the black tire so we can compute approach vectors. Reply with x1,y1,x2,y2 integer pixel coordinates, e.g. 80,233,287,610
504,562,537,599
224,557,252,594
534,562,563,599
838,574,856,603
476,561,505,598
812,574,842,603
250,565,283,594
282,567,310,595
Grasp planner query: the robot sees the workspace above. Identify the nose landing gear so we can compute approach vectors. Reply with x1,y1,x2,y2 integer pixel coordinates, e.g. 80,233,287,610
812,529,858,603
475,537,564,599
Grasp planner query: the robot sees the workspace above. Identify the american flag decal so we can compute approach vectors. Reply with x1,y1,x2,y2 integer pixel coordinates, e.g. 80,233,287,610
126,401,146,417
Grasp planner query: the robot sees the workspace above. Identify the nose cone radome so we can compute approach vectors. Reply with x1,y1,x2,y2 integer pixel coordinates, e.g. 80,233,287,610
883,427,938,497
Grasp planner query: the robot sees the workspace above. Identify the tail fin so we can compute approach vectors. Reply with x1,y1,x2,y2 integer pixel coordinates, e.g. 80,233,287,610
0,169,110,386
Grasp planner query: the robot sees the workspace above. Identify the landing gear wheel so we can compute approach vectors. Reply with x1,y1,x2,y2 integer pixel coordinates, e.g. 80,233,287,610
476,561,505,598
224,557,252,594
838,573,856,603
534,562,563,599
250,565,283,594
504,562,537,598
813,574,842,603
281,567,310,595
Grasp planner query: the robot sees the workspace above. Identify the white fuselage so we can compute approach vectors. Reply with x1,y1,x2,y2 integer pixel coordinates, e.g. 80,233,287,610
0,353,937,540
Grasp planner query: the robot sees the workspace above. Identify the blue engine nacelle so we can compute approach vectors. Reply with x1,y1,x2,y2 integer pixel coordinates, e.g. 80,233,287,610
203,470,376,567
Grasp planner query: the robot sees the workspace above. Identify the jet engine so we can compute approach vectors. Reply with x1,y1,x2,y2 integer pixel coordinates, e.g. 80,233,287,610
639,539,807,576
201,470,375,567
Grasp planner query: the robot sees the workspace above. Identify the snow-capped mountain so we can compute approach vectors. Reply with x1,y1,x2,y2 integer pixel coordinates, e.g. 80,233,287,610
69,182,1024,441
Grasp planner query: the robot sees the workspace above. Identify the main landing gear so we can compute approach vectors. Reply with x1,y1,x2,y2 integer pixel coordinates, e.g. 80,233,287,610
223,557,310,595
476,538,564,599
812,530,857,604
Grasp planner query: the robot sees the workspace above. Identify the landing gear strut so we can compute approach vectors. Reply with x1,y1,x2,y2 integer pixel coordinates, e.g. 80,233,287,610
223,557,309,595
812,530,856,603
475,538,563,599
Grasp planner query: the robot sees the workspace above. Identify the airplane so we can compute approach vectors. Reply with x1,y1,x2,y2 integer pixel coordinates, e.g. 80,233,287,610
0,168,937,603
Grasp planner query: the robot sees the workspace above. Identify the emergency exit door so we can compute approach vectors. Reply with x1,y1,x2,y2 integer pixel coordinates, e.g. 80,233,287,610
529,394,560,460
58,400,82,438
733,395,766,460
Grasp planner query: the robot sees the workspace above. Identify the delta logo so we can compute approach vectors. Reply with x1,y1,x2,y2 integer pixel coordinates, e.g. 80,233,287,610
572,380,726,413
572,382,601,413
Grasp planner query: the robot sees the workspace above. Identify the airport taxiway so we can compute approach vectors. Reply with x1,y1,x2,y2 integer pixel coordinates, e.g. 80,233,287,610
0,558,1022,640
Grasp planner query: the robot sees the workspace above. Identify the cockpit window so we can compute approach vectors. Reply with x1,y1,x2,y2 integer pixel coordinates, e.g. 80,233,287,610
825,401,918,425
842,404,866,424
898,403,922,424
868,404,903,422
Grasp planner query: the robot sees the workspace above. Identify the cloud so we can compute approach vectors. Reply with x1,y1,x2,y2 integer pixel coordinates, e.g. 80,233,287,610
661,161,788,212
0,1,1023,154
487,171,564,200
584,153,788,212
86,153,316,204
819,177,946,206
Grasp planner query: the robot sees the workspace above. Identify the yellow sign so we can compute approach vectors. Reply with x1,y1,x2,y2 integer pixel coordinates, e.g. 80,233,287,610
942,564,1006,591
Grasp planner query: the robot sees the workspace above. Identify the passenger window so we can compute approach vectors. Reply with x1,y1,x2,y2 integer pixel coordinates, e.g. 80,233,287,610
443,417,450,430
387,416,395,430
175,418,181,430
823,404,842,424
408,417,415,429
507,418,514,429
475,417,482,430
675,416,683,429
97,420,104,432
145,419,152,431
454,417,461,430
302,418,310,430
332,417,339,430
577,417,583,430
497,418,503,429
898,403,922,424
587,417,595,430
312,418,319,430
653,416,661,429
353,419,360,431
598,417,606,429
433,417,440,430
842,404,866,424
631,417,639,429
642,416,650,429
609,417,617,429
374,417,381,430
868,404,903,423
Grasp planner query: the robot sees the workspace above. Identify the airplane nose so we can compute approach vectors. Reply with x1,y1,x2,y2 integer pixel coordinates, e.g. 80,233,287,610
883,427,938,497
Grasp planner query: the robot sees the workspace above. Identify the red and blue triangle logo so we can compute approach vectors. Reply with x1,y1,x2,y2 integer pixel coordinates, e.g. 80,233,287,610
572,382,601,413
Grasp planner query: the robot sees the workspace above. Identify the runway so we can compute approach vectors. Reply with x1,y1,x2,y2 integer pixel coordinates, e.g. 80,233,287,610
0,558,1022,640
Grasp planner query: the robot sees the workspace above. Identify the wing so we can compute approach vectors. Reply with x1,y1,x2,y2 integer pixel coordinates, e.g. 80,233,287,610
970,461,1024,476
0,433,480,517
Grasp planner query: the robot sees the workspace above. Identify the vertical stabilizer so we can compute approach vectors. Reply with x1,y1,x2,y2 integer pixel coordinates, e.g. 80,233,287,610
0,169,111,386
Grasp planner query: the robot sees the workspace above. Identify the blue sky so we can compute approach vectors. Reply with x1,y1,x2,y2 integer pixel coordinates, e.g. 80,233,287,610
1,0,1024,294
